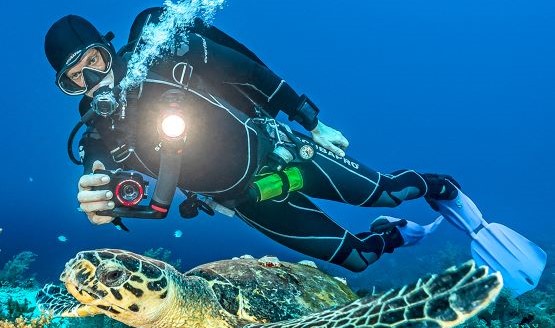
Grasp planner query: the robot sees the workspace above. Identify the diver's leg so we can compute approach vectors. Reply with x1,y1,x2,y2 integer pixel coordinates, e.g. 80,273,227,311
295,134,459,207
235,192,403,272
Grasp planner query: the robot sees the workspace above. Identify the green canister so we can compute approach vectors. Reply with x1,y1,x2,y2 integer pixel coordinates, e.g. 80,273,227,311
252,167,303,201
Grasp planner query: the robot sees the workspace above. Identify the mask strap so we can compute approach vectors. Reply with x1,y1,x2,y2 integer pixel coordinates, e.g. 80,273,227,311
103,31,115,42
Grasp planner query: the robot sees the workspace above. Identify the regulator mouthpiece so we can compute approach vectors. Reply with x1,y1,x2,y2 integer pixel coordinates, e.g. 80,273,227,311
91,86,119,117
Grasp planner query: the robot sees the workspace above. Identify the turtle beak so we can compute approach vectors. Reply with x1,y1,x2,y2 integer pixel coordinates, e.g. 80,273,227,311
65,281,98,304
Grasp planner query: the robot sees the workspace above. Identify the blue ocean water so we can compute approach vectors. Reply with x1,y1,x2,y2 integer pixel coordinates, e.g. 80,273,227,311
0,0,553,307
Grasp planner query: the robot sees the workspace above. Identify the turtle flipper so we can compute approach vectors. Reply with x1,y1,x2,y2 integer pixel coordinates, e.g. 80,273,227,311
245,260,502,328
36,284,101,317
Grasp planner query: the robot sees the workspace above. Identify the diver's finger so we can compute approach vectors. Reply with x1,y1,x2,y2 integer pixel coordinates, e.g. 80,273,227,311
87,213,114,225
333,134,350,150
80,200,115,214
78,174,110,191
325,142,346,158
77,190,113,203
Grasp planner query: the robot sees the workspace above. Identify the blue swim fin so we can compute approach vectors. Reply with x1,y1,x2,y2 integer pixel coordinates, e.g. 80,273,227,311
431,187,547,296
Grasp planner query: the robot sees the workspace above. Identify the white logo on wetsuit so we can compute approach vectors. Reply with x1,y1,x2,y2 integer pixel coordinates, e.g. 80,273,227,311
301,139,360,169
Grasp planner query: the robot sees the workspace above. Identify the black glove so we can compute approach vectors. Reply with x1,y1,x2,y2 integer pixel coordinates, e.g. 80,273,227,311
179,193,215,219
422,173,461,210
423,174,460,199
370,217,408,234
367,217,407,253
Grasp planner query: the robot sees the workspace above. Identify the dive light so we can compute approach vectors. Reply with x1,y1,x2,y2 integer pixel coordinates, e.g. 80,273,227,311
157,89,188,142
160,113,187,140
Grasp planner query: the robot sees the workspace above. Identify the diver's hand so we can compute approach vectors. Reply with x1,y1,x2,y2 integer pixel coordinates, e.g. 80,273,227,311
77,160,115,225
310,121,349,157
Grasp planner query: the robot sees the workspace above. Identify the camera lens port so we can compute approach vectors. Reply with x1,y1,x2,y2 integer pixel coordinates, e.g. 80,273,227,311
115,180,144,207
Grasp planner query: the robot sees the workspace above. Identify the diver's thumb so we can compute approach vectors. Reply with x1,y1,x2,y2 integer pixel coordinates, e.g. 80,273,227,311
92,160,106,173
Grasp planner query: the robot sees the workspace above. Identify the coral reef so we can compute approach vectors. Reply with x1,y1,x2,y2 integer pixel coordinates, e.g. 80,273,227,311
0,286,50,328
0,297,35,322
0,287,41,322
0,315,131,328
0,252,38,288
457,288,555,327
0,314,53,328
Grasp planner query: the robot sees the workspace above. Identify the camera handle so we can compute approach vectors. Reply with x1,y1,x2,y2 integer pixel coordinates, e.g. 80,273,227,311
106,206,168,233
97,144,184,231
105,206,168,219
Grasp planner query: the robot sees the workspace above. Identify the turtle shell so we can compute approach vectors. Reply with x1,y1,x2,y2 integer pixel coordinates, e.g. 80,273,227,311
185,258,358,323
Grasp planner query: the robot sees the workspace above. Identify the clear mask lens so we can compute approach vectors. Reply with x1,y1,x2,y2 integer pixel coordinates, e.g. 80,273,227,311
56,45,113,96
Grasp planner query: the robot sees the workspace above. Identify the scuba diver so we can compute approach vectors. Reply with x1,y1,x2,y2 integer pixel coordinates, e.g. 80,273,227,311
44,7,461,273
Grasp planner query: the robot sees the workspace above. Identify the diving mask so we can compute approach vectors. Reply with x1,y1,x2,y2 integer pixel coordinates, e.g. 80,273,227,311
56,45,113,96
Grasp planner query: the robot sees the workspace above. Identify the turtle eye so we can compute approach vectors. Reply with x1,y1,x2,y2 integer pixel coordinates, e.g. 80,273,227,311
98,268,128,287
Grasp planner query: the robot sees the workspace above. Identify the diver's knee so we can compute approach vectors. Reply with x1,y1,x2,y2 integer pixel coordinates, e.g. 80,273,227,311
337,257,368,272
334,249,379,272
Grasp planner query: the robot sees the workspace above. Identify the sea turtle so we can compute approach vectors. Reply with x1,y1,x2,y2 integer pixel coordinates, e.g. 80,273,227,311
37,249,502,328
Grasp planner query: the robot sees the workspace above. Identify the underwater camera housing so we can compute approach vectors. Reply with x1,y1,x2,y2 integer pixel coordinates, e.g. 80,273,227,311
93,169,147,207
91,169,167,220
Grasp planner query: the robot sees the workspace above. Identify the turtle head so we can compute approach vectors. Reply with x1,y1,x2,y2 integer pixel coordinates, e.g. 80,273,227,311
60,249,175,326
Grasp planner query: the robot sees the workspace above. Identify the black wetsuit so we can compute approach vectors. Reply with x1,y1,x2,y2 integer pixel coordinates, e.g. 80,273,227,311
78,7,450,272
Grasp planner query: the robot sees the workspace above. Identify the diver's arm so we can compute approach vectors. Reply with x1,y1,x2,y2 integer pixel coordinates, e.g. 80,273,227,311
184,33,319,130
183,33,349,155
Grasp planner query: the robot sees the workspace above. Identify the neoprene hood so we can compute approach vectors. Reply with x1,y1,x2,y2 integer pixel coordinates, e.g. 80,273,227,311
44,15,109,73
44,15,123,95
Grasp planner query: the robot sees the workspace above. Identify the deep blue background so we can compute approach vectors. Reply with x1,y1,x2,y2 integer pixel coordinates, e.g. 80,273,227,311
0,0,553,286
